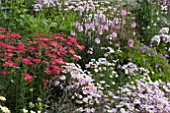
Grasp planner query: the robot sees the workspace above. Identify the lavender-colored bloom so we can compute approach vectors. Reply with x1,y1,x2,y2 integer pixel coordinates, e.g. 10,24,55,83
77,6,84,15
121,9,127,16
151,35,160,45
141,48,146,53
78,25,83,32
104,24,109,31
99,28,103,35
84,3,89,12
149,44,153,47
90,22,95,31
155,64,158,68
112,32,117,38
164,54,169,58
148,53,150,56
74,21,80,27
143,59,146,62
159,27,169,34
85,23,90,30
113,17,119,24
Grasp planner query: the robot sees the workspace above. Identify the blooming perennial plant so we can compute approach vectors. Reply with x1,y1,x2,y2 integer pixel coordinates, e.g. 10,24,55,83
114,75,170,113
0,27,84,84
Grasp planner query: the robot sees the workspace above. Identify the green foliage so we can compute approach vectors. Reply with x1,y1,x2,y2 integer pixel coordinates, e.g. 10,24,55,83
132,0,164,44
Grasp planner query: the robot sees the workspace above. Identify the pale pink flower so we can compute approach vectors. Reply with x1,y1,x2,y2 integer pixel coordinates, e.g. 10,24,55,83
128,39,134,47
131,22,136,28
95,38,101,44
121,9,127,16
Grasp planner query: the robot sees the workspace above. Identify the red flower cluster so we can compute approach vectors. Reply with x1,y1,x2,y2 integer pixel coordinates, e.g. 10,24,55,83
0,27,84,83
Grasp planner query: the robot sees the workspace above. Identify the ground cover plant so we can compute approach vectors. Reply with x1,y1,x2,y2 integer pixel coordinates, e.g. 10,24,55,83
0,0,170,113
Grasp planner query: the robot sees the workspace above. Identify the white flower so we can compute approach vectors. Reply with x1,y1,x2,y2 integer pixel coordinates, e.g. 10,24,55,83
30,110,36,113
22,109,28,113
161,5,168,11
120,108,126,113
0,106,10,113
159,27,169,34
43,0,56,7
134,99,141,104
151,35,160,45
37,111,41,113
60,75,66,81
0,96,6,101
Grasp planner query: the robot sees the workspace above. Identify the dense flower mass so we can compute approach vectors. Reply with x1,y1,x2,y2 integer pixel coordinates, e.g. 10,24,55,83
0,0,170,112
58,63,106,112
0,27,84,83
114,76,170,113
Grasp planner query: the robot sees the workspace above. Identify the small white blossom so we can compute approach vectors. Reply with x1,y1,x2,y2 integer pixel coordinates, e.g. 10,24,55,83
151,35,160,45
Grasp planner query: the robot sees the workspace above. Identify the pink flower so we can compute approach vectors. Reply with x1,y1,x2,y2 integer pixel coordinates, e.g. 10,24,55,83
32,58,41,63
0,34,5,39
44,68,52,75
24,73,33,82
2,60,16,67
76,45,85,50
53,58,66,65
128,39,134,47
115,43,120,48
43,61,50,66
67,36,78,45
68,48,75,55
74,55,81,61
10,33,20,38
112,32,117,38
95,38,101,44
22,58,33,65
43,80,48,86
121,9,127,16
0,27,8,33
51,41,62,48
1,70,7,75
131,22,136,28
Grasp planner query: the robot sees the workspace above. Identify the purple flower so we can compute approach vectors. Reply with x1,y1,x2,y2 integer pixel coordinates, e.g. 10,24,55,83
164,54,169,58
155,64,158,68
85,23,90,30
78,25,83,32
148,53,150,56
141,48,146,53
121,9,127,16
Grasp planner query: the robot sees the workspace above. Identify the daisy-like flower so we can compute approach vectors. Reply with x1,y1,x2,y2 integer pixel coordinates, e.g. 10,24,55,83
151,35,161,45
0,96,6,101
159,27,169,34
0,106,10,113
